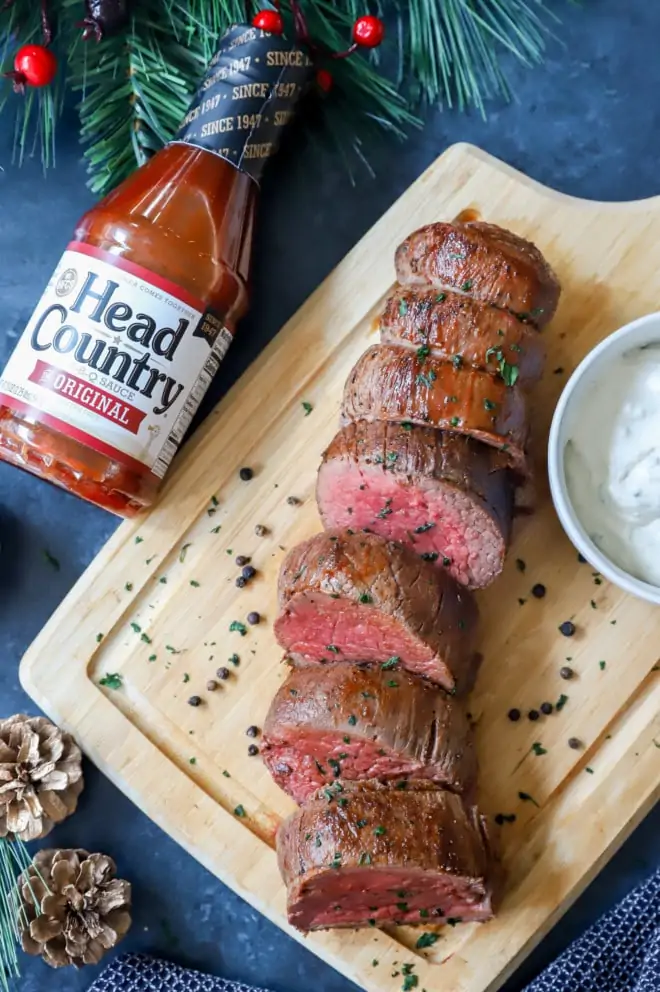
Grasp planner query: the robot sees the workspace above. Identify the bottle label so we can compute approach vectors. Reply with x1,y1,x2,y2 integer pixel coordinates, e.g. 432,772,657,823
172,23,313,184
0,243,232,479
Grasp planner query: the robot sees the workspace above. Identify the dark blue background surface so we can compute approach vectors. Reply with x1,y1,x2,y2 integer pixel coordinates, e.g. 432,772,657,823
0,1,658,989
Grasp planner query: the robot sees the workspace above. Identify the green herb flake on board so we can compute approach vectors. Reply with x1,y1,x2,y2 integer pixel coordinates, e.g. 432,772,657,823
531,742,547,756
230,621,247,636
302,401,313,416
416,933,439,949
518,791,540,807
99,673,122,690
179,543,191,563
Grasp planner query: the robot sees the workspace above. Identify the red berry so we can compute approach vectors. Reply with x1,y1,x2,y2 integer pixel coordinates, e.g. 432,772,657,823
252,9,285,34
13,44,58,87
316,69,333,93
352,14,385,48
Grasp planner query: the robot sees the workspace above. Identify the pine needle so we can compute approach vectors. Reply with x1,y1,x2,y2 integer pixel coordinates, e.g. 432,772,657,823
0,837,39,992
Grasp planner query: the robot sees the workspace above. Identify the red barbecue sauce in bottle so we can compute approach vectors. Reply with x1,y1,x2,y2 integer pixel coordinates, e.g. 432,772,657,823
0,26,310,516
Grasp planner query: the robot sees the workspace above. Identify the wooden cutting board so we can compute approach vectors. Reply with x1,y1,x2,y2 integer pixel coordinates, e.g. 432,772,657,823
20,144,660,992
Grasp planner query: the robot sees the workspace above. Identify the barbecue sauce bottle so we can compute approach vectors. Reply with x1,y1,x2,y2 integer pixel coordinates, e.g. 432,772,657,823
0,25,311,516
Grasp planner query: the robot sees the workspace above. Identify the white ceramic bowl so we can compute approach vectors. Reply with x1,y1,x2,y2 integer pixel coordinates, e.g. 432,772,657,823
548,310,660,606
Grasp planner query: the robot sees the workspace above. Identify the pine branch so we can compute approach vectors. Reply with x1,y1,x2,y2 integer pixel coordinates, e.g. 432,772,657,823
1,0,583,194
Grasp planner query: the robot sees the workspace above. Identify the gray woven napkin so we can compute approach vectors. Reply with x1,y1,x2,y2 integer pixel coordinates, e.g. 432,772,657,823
89,868,659,992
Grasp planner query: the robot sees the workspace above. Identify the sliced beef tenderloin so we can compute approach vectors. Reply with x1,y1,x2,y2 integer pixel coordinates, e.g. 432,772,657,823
317,421,512,589
341,343,528,471
395,221,560,326
277,780,495,931
262,663,477,804
380,284,544,388
274,531,478,693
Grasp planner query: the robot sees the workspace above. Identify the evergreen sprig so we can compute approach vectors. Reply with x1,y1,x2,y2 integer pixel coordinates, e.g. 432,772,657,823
0,0,581,196
0,837,40,992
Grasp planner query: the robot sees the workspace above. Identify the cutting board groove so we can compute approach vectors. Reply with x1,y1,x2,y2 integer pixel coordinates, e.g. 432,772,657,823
21,144,660,992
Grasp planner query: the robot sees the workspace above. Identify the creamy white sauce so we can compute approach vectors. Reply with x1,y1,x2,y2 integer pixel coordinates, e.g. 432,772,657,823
565,343,660,586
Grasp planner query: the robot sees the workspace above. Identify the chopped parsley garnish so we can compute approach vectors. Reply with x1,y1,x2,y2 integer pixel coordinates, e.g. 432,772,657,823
460,280,472,291
373,825,386,836
449,416,460,427
140,632,152,644
99,673,122,690
165,645,181,654
382,657,399,669
599,660,606,671
189,757,197,765
211,525,222,534
96,633,104,643
134,536,144,544
483,398,497,411
436,293,446,302
124,582,133,592
442,556,451,566
229,653,240,666
179,543,191,563
386,451,398,463
510,342,523,352
190,580,200,588
518,791,540,807
361,691,375,699
396,902,408,912
343,735,350,744
531,742,547,756
416,370,437,389
234,805,246,817
556,693,569,711
222,770,231,778
328,759,341,778
348,714,357,726
130,622,141,634
148,654,157,662
326,644,340,653
401,421,414,431
159,576,167,584
419,908,429,918
446,918,462,927
414,522,434,533
416,933,439,949
359,593,373,604
183,673,190,683
421,552,439,561
585,767,594,774
591,599,598,609
230,621,248,636
386,680,399,688
398,299,408,316
302,401,313,416
356,819,368,828
449,251,466,260
330,852,342,868
416,345,430,361
358,852,372,866
451,354,462,368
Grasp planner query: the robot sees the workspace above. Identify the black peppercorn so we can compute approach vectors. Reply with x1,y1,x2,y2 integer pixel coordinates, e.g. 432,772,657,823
206,680,218,692
255,524,268,537
247,744,259,756
235,576,247,588
188,695,202,707
246,725,259,738
531,583,546,599
540,701,553,715
494,813,505,825
560,666,574,680
528,709,540,721
239,467,253,481
559,620,576,637
568,737,582,750
235,555,250,567
247,611,260,625
287,495,301,506
507,708,521,722
216,667,230,680
242,565,256,580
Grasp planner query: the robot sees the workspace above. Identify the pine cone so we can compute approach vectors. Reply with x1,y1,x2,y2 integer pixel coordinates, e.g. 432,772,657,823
18,849,132,968
0,714,83,842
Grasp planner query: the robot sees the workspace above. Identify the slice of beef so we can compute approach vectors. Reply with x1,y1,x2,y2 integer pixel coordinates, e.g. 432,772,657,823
274,530,478,693
341,343,528,471
317,421,512,589
277,780,495,931
262,663,477,804
380,284,545,388
395,221,560,326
